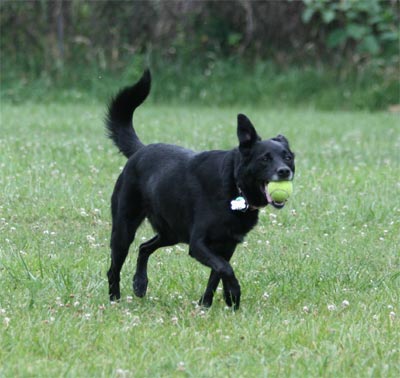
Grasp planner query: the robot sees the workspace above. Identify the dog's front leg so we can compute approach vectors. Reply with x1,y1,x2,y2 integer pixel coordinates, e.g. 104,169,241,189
199,270,220,308
200,271,239,308
190,238,240,310
199,246,236,308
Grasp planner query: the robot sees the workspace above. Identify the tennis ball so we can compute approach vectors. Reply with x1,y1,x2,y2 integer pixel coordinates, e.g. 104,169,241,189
267,181,293,203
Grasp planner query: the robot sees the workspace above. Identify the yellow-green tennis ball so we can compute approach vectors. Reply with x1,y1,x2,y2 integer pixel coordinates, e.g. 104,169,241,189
268,181,293,202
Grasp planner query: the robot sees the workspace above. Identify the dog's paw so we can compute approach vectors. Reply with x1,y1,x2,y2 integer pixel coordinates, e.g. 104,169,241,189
108,284,121,302
109,292,121,302
199,294,213,308
224,291,240,310
133,274,148,298
223,281,241,310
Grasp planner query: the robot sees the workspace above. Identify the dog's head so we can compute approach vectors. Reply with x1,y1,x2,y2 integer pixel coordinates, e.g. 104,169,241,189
235,114,295,209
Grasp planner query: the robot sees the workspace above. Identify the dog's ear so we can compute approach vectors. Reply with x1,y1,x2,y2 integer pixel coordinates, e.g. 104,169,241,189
273,134,289,148
237,114,261,154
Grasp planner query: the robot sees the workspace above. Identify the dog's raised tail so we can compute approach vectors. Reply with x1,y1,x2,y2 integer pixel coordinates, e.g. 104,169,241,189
106,69,151,158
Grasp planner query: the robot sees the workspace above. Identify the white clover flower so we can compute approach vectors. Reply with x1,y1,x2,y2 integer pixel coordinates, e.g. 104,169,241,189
327,304,336,311
115,368,130,378
80,209,88,217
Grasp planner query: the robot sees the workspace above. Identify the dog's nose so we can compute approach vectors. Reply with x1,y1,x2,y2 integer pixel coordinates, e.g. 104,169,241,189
277,167,291,179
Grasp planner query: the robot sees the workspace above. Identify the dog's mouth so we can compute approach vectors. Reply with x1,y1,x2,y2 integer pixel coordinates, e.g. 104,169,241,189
261,182,286,209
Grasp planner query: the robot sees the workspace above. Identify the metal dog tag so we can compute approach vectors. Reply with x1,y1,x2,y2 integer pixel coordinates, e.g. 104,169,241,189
230,196,249,211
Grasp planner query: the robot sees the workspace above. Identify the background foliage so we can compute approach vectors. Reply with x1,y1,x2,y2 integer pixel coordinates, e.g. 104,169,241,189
0,0,399,109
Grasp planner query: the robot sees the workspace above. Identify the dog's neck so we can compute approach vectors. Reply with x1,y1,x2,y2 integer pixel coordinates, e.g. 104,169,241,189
226,150,259,212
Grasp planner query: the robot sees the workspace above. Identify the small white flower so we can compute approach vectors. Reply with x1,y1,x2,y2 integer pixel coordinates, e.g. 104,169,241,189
80,209,88,217
303,306,310,313
86,235,96,243
327,304,336,311
342,300,350,308
389,312,396,321
115,368,130,378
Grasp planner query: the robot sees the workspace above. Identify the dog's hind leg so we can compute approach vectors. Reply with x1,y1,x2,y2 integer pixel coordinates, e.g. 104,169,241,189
107,180,145,301
133,234,176,298
107,211,144,301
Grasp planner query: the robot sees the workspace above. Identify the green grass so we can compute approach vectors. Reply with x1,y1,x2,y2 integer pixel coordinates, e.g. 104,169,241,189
0,102,399,377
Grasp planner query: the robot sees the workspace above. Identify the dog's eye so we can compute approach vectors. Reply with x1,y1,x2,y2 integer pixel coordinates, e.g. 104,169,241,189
284,155,292,162
262,153,272,162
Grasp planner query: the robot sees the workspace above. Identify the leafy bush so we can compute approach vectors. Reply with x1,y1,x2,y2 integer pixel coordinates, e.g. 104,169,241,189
0,1,398,109
302,0,398,59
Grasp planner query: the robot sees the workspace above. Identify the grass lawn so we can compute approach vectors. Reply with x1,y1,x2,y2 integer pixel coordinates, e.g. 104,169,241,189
0,102,399,377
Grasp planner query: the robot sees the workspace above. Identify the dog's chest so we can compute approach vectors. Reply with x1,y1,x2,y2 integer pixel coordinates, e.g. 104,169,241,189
215,209,259,243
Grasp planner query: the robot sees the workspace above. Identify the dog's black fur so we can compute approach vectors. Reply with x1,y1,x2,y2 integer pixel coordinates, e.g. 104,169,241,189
106,70,295,309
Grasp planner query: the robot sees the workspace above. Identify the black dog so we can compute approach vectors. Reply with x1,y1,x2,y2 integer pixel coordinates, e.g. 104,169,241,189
106,70,295,310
